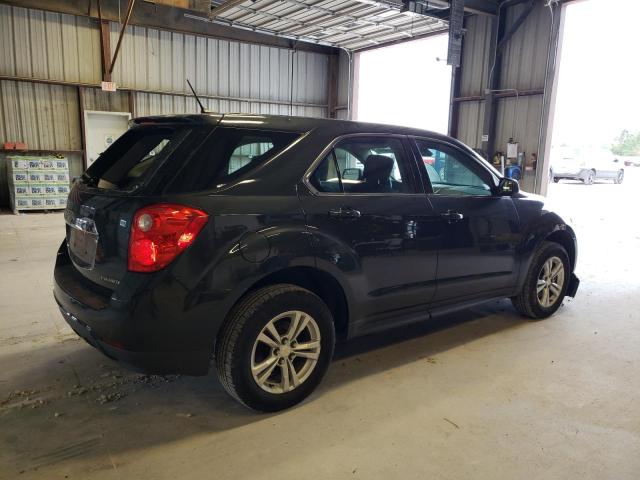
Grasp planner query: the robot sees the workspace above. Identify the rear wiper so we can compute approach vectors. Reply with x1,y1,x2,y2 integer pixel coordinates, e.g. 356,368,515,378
81,173,98,187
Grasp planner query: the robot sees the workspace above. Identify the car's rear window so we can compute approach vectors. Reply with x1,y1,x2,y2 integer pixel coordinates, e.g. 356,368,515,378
165,127,299,193
83,126,189,191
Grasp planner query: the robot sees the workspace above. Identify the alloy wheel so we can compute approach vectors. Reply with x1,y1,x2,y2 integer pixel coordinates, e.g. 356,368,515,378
251,311,321,394
585,172,595,185
536,256,565,308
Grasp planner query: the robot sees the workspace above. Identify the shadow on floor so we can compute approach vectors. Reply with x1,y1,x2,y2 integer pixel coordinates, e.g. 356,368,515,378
0,299,525,474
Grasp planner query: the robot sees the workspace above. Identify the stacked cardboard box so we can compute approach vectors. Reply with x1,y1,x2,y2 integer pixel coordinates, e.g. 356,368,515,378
7,155,70,213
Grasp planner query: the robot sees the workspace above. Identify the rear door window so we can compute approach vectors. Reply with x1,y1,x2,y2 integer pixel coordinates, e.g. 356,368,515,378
167,128,299,192
310,136,415,194
83,126,189,191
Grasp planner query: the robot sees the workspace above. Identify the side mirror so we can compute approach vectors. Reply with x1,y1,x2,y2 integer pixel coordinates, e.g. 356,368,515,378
342,168,362,181
497,177,519,196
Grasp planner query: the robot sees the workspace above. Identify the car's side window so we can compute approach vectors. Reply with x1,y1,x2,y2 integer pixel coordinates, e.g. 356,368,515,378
310,151,342,193
415,139,493,196
228,137,275,174
310,137,414,194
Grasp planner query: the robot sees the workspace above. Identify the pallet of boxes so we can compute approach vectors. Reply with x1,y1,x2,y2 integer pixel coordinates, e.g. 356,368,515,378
7,155,70,214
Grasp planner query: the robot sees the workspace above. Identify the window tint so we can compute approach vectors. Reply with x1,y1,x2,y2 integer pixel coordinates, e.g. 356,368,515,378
415,139,493,196
167,128,299,193
84,126,186,191
229,137,274,174
311,137,413,194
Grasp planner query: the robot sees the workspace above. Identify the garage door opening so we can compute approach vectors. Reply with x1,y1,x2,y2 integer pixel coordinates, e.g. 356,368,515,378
546,0,640,291
353,34,452,133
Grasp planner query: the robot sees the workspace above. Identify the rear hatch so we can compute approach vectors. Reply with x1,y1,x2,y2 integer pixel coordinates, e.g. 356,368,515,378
64,114,302,291
65,116,220,290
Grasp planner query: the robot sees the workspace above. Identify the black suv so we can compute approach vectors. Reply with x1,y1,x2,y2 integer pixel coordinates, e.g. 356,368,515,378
54,114,579,411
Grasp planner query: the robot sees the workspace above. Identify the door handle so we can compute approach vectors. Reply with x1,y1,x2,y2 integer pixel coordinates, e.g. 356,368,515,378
328,207,361,218
440,210,464,223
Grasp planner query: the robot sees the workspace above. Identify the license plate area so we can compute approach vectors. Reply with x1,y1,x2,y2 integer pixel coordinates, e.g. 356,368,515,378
68,223,99,270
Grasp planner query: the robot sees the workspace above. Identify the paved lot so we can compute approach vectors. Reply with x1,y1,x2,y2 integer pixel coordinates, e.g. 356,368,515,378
1,169,639,479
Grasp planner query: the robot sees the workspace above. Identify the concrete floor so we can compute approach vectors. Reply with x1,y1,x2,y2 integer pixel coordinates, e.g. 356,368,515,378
1,171,639,480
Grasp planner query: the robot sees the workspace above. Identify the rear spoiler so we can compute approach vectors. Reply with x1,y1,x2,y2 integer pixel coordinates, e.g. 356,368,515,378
130,114,225,127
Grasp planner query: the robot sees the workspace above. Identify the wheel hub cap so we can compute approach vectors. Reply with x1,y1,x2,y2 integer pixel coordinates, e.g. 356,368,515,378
251,311,321,394
536,256,565,308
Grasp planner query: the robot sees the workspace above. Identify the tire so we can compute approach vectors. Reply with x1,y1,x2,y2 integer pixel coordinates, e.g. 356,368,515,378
511,241,570,320
553,177,560,183
583,170,595,185
215,284,335,412
614,170,624,184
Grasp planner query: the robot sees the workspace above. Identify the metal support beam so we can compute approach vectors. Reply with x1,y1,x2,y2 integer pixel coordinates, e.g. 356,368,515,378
447,16,465,138
536,1,564,195
209,0,246,19
453,88,543,102
327,54,339,119
480,0,532,160
496,0,534,53
108,0,136,75
378,0,497,16
480,9,504,159
97,0,111,82
0,74,329,109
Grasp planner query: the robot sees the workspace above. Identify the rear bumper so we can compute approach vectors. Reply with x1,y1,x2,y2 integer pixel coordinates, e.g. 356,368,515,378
55,298,210,375
53,243,212,375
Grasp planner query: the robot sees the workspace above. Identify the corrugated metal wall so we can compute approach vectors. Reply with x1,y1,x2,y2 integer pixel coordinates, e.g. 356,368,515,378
0,4,339,207
457,100,485,148
0,5,101,84
0,80,81,150
454,2,556,192
108,21,329,115
459,15,492,99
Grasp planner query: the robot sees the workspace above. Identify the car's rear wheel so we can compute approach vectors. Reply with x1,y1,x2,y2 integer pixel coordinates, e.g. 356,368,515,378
511,242,570,319
215,284,335,411
583,170,595,185
553,177,560,183
614,170,624,184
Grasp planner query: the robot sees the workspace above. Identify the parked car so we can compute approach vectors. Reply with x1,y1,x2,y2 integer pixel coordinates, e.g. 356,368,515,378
54,114,580,411
622,156,640,167
550,148,624,184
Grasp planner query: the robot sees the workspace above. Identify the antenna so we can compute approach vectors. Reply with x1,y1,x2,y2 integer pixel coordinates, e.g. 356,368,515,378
186,79,206,113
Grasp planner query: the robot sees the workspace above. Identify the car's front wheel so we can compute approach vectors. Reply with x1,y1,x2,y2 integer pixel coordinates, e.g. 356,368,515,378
511,242,570,319
215,284,335,411
614,170,624,184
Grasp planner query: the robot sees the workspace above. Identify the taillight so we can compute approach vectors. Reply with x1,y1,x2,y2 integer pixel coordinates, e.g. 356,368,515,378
128,203,209,272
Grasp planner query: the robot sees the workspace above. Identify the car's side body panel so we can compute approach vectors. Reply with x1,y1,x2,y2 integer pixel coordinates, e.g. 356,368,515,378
510,192,578,286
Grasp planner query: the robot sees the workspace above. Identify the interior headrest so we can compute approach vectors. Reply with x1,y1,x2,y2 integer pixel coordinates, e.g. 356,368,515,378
363,155,394,180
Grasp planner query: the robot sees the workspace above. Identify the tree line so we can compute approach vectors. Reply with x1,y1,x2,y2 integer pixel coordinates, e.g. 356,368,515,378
612,130,640,156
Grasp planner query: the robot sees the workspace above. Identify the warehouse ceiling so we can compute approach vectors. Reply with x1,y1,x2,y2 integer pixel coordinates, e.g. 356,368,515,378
206,0,451,50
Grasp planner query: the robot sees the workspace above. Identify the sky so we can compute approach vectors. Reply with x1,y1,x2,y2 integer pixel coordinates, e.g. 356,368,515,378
355,0,640,149
552,0,640,148
355,33,452,133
